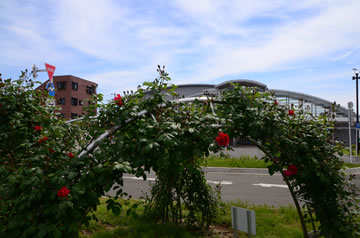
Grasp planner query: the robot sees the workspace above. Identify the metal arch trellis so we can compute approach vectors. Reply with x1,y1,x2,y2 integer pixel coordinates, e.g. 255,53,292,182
66,96,319,238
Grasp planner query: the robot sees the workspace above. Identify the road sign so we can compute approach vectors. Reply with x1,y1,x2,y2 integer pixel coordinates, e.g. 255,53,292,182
46,82,55,97
45,63,56,82
356,123,360,129
46,98,55,106
348,102,354,109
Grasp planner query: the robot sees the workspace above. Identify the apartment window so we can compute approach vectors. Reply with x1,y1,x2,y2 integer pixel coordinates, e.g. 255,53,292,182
58,97,66,105
71,113,78,119
71,97,78,106
56,82,66,89
86,85,95,94
72,82,78,91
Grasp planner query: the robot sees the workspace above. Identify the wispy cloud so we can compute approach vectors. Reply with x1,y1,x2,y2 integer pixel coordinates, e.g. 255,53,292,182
1,0,359,107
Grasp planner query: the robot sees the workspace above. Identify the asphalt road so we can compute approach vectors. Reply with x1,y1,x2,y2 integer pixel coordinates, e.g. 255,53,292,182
106,167,360,206
106,146,360,206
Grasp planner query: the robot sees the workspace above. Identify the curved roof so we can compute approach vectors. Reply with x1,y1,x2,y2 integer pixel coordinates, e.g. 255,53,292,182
215,79,267,90
176,84,215,88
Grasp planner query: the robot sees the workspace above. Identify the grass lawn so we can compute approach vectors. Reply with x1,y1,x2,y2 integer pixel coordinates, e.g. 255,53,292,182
202,155,360,169
202,155,271,168
343,162,360,168
80,154,352,237
80,197,307,238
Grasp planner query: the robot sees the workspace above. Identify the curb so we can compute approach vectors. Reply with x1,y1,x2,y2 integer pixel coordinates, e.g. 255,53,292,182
203,167,360,175
203,167,272,174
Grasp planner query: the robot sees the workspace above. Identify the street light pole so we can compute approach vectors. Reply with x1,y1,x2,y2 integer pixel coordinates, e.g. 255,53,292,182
353,68,359,155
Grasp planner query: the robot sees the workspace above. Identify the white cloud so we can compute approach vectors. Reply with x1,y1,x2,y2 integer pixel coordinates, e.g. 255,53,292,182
1,0,359,108
171,0,360,84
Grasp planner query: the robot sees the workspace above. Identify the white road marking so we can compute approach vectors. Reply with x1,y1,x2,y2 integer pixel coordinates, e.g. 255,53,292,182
207,180,233,185
123,176,233,185
253,183,288,188
123,176,155,181
207,172,281,176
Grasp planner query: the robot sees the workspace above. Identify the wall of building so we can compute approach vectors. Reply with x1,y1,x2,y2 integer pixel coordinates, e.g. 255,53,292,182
36,75,97,119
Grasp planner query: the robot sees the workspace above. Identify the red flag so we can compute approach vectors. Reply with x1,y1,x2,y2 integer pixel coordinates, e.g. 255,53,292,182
45,63,56,82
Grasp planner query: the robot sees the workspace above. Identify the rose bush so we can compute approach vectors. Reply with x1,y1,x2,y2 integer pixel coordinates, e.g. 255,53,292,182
86,67,223,227
1,68,359,238
217,84,360,237
0,71,132,237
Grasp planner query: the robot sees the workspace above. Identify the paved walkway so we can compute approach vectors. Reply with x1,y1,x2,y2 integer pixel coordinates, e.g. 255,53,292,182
212,146,265,158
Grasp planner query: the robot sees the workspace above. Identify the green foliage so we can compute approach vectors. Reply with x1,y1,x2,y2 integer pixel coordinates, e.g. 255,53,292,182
1,67,360,238
0,72,131,237
218,84,360,237
90,67,222,227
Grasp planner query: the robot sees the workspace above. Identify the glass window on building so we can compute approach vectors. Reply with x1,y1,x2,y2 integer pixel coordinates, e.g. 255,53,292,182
71,97,78,106
86,85,96,94
58,97,65,105
71,113,78,119
56,82,66,89
72,82,78,91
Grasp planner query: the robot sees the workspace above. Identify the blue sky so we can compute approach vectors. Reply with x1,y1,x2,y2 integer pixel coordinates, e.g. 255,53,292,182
1,0,360,107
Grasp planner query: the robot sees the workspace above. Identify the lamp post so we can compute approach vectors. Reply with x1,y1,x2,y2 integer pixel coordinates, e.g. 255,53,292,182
353,68,359,155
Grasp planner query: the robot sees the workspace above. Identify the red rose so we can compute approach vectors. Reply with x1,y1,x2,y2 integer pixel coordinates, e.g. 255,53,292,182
34,126,42,131
68,152,74,158
114,94,122,106
49,148,55,153
38,136,48,143
288,110,295,116
57,186,70,198
283,165,297,176
215,132,230,147
274,100,278,105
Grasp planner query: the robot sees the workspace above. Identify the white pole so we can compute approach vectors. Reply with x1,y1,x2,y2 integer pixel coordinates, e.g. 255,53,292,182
348,108,352,163
356,129,358,157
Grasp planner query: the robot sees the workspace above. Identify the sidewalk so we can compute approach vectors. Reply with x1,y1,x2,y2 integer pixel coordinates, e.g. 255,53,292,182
341,154,360,163
215,146,360,164
203,166,360,175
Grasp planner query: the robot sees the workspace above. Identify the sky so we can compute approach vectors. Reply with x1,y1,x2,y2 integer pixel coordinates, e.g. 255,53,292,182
1,0,360,108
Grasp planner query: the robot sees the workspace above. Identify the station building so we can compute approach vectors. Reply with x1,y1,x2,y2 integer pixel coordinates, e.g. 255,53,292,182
164,79,354,146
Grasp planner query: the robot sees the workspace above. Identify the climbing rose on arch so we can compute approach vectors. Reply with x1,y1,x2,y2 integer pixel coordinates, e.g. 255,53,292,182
283,165,298,176
216,132,230,147
38,136,48,143
34,126,42,131
114,94,123,106
57,186,70,198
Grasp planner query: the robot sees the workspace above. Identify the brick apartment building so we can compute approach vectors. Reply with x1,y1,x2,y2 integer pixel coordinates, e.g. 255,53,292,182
36,75,97,119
